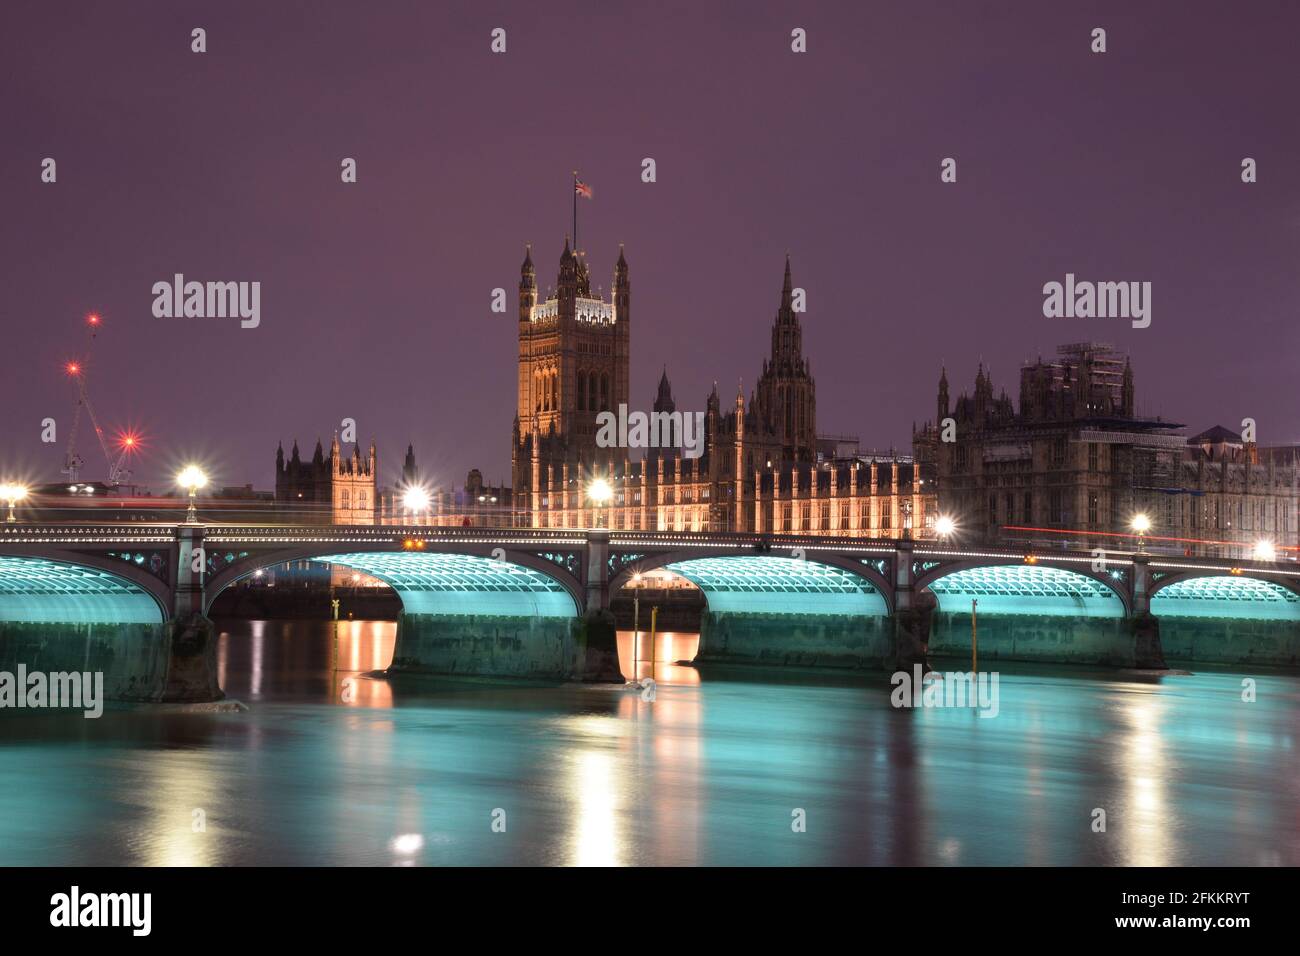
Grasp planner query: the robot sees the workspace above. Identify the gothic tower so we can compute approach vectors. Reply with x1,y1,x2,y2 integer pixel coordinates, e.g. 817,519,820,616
754,256,817,464
513,239,631,494
649,366,678,460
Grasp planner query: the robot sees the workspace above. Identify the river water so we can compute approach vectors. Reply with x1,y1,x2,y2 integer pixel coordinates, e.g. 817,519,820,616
0,618,1296,866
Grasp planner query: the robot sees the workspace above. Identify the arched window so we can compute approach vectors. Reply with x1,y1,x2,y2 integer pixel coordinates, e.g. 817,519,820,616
550,370,557,411
577,372,587,411
341,490,350,510
589,371,599,411
535,370,543,412
600,373,610,411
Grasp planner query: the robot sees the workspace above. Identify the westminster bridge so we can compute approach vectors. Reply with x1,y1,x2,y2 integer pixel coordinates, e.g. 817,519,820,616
1,522,1298,702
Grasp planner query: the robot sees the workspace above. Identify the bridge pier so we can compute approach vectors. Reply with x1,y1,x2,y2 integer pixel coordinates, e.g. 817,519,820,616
577,530,622,681
148,524,222,703
1128,556,1166,669
886,538,931,673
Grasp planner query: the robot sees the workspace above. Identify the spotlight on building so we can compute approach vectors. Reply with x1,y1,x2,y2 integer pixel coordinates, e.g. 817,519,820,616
176,466,207,524
1,482,29,524
935,515,957,541
1253,540,1277,562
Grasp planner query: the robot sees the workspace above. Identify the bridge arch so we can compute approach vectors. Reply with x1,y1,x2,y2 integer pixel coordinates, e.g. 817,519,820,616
0,552,168,624
1150,572,1300,620
204,543,584,617
916,560,1129,618
609,548,893,614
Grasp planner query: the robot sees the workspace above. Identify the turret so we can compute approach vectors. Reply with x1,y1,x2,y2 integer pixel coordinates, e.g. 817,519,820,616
519,244,537,322
557,236,578,319
613,243,630,325
402,443,418,485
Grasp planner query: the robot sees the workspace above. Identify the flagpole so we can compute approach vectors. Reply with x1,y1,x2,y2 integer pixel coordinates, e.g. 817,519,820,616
572,170,578,252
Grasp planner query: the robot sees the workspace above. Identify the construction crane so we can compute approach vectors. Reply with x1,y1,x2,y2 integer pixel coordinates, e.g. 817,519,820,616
61,314,136,486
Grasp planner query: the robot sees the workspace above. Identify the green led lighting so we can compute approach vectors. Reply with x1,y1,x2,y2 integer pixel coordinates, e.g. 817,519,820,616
314,552,577,617
664,555,887,616
0,555,163,624
1152,576,1300,620
927,565,1123,617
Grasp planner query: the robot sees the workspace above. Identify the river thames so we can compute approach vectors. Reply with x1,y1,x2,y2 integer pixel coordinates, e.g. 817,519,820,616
0,619,1296,867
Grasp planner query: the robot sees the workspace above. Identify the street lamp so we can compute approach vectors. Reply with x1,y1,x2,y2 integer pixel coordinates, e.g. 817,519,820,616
1131,513,1151,554
177,466,207,524
1253,539,1277,562
587,477,613,528
402,485,431,524
1,483,29,524
935,514,956,542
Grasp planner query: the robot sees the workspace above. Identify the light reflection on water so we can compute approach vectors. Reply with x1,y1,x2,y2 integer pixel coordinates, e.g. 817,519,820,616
0,620,1297,866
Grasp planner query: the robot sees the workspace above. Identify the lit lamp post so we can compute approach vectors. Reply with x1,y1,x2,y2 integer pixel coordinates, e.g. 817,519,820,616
402,486,431,526
1253,540,1277,562
935,514,956,543
587,477,613,529
2,483,29,524
177,466,208,524
1131,513,1151,555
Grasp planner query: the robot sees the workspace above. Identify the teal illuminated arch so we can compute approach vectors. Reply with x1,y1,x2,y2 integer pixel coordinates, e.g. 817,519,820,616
312,552,578,617
925,564,1125,617
663,555,887,616
1151,575,1300,621
0,555,165,625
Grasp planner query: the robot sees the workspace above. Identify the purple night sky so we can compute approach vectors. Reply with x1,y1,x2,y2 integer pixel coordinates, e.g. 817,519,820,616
3,0,1298,493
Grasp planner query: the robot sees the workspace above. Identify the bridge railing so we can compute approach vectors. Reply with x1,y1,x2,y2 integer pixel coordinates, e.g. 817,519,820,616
201,525,590,546
0,524,176,543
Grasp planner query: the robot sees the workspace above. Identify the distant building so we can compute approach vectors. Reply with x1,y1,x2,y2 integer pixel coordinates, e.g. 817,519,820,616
267,241,955,538
920,343,1298,558
274,433,377,524
501,241,931,536
1177,427,1299,558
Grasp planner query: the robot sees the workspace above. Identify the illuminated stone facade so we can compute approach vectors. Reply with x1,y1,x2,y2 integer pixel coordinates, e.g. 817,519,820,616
499,243,933,537
921,343,1299,559
274,433,377,524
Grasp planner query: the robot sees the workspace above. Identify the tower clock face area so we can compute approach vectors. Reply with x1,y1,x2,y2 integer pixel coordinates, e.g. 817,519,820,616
517,245,630,468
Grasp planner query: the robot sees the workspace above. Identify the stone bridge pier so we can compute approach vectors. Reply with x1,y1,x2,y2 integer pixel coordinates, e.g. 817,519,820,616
166,525,225,702
1127,555,1166,669
888,539,933,673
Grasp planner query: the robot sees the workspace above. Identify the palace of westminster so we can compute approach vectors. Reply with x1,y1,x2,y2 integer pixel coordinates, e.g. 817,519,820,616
274,237,1299,560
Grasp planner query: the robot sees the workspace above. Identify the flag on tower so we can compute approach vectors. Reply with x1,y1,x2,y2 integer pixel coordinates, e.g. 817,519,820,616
575,179,593,199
